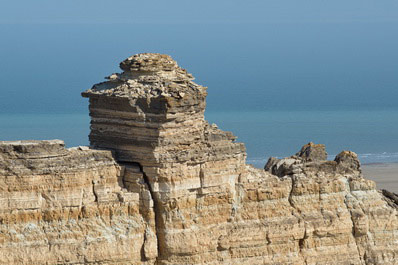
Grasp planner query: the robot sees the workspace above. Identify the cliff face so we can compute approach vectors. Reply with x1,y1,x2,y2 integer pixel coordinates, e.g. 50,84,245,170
1,54,398,264
0,140,157,264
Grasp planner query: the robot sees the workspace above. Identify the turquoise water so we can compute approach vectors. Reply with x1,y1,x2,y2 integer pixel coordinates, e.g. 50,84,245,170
1,110,397,168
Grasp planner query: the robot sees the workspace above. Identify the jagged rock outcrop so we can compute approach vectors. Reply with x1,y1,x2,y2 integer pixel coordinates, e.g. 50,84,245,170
2,53,398,264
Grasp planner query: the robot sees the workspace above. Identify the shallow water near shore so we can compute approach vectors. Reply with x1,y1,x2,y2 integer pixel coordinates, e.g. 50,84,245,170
1,109,398,169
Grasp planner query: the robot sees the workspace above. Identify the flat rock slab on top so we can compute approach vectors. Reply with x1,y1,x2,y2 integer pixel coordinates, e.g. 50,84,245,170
82,53,202,104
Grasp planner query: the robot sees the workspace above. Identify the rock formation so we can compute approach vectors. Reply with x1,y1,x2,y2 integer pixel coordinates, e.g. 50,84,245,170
0,140,156,264
1,53,398,264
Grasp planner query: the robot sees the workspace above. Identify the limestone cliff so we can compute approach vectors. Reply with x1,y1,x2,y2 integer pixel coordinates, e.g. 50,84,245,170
1,53,398,264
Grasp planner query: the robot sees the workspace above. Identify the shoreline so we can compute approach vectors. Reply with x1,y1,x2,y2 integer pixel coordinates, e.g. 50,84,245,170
362,162,398,193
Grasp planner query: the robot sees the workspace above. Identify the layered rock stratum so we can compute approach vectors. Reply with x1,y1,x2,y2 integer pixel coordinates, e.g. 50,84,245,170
1,53,398,264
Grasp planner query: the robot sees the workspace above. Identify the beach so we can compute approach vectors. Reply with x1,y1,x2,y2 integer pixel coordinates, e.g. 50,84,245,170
363,163,398,193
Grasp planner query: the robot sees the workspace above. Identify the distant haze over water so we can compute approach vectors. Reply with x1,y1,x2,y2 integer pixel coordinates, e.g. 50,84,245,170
1,110,398,168
1,22,398,114
206,110,398,167
1,1,397,168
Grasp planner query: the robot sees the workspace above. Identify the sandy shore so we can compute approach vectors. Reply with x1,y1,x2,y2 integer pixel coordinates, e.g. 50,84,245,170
362,163,398,193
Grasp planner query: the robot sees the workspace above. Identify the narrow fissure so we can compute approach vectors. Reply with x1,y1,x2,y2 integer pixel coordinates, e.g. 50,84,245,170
137,163,162,264
92,180,98,203
287,176,295,209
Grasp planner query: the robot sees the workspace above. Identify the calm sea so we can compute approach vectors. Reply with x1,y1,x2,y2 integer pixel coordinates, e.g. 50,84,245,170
1,23,397,168
1,110,397,168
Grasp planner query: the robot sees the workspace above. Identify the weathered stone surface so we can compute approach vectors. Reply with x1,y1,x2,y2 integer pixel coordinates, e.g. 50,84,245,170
264,143,361,179
335,150,362,173
296,142,327,161
2,53,398,264
0,140,157,264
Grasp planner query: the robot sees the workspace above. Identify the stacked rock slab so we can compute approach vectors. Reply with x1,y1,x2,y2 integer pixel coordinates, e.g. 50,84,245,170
82,53,247,263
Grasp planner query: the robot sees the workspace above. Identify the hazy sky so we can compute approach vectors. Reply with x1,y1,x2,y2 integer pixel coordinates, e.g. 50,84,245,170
1,0,398,113
2,1,398,24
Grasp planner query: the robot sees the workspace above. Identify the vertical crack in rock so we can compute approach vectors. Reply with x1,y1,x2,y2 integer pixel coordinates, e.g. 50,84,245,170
92,180,98,203
139,163,162,263
119,161,159,262
287,175,296,211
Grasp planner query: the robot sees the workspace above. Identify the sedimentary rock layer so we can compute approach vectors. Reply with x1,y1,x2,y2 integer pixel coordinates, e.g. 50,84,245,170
0,140,157,264
1,54,398,264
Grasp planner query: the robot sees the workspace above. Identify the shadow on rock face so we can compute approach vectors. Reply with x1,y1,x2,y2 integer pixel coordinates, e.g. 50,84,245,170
296,142,327,162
